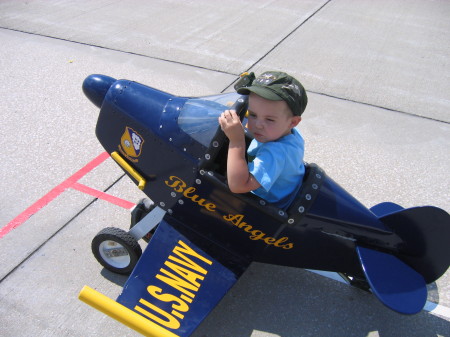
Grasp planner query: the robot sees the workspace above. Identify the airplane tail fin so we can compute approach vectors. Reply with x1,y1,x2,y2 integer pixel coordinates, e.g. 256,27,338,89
356,204,450,314
356,246,427,315
356,205,450,314
377,206,450,284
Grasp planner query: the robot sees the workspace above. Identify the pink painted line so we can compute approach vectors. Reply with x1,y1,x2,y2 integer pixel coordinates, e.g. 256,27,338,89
0,152,110,239
71,182,135,209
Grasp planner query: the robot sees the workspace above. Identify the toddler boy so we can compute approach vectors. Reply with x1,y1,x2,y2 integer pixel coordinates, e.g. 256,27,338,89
218,71,308,209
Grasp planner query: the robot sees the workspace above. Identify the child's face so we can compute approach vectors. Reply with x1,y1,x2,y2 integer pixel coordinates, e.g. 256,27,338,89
247,93,301,143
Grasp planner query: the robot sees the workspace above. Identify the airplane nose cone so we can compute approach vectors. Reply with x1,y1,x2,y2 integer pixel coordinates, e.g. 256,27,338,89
82,74,117,108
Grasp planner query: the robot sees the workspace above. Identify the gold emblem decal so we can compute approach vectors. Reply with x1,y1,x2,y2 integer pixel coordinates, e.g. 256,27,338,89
119,127,144,162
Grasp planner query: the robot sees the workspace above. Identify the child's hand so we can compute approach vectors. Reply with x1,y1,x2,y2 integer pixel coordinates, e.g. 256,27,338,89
219,109,259,193
218,110,245,142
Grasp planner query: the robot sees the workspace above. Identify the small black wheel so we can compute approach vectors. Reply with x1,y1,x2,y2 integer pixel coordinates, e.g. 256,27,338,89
92,227,142,274
130,198,157,242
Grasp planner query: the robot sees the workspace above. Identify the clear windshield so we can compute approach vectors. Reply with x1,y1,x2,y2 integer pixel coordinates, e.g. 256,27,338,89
178,92,240,147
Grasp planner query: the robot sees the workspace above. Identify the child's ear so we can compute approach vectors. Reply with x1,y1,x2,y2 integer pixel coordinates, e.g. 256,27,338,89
290,116,301,128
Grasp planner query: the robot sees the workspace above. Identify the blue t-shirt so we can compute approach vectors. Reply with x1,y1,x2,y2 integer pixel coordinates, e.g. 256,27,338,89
247,128,305,209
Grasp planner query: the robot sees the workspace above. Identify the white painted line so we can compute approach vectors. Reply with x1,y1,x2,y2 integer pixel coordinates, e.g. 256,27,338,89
306,269,450,319
423,301,450,318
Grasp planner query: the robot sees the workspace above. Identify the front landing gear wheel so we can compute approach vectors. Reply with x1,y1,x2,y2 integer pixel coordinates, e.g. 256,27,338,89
92,227,142,274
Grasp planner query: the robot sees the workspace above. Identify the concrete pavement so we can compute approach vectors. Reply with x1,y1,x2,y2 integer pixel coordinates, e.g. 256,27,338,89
0,1,449,336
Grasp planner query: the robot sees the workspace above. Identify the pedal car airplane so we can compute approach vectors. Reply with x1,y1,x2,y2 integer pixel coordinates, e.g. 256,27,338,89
78,74,450,337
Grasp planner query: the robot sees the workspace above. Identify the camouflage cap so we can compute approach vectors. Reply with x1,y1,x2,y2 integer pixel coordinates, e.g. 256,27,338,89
237,71,308,116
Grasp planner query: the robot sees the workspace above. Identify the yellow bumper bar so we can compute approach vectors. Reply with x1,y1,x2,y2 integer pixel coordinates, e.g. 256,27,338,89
78,286,179,337
111,151,146,190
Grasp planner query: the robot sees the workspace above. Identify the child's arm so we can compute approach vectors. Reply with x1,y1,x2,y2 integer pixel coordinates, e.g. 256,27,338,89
218,110,261,193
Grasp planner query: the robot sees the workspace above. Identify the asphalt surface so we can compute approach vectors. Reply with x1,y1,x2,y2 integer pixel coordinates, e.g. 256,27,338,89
0,1,449,336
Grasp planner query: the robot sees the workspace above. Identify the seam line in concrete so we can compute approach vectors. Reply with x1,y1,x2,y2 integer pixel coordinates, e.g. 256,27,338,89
220,0,333,93
246,0,333,74
309,90,450,124
0,26,236,77
1,20,447,124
